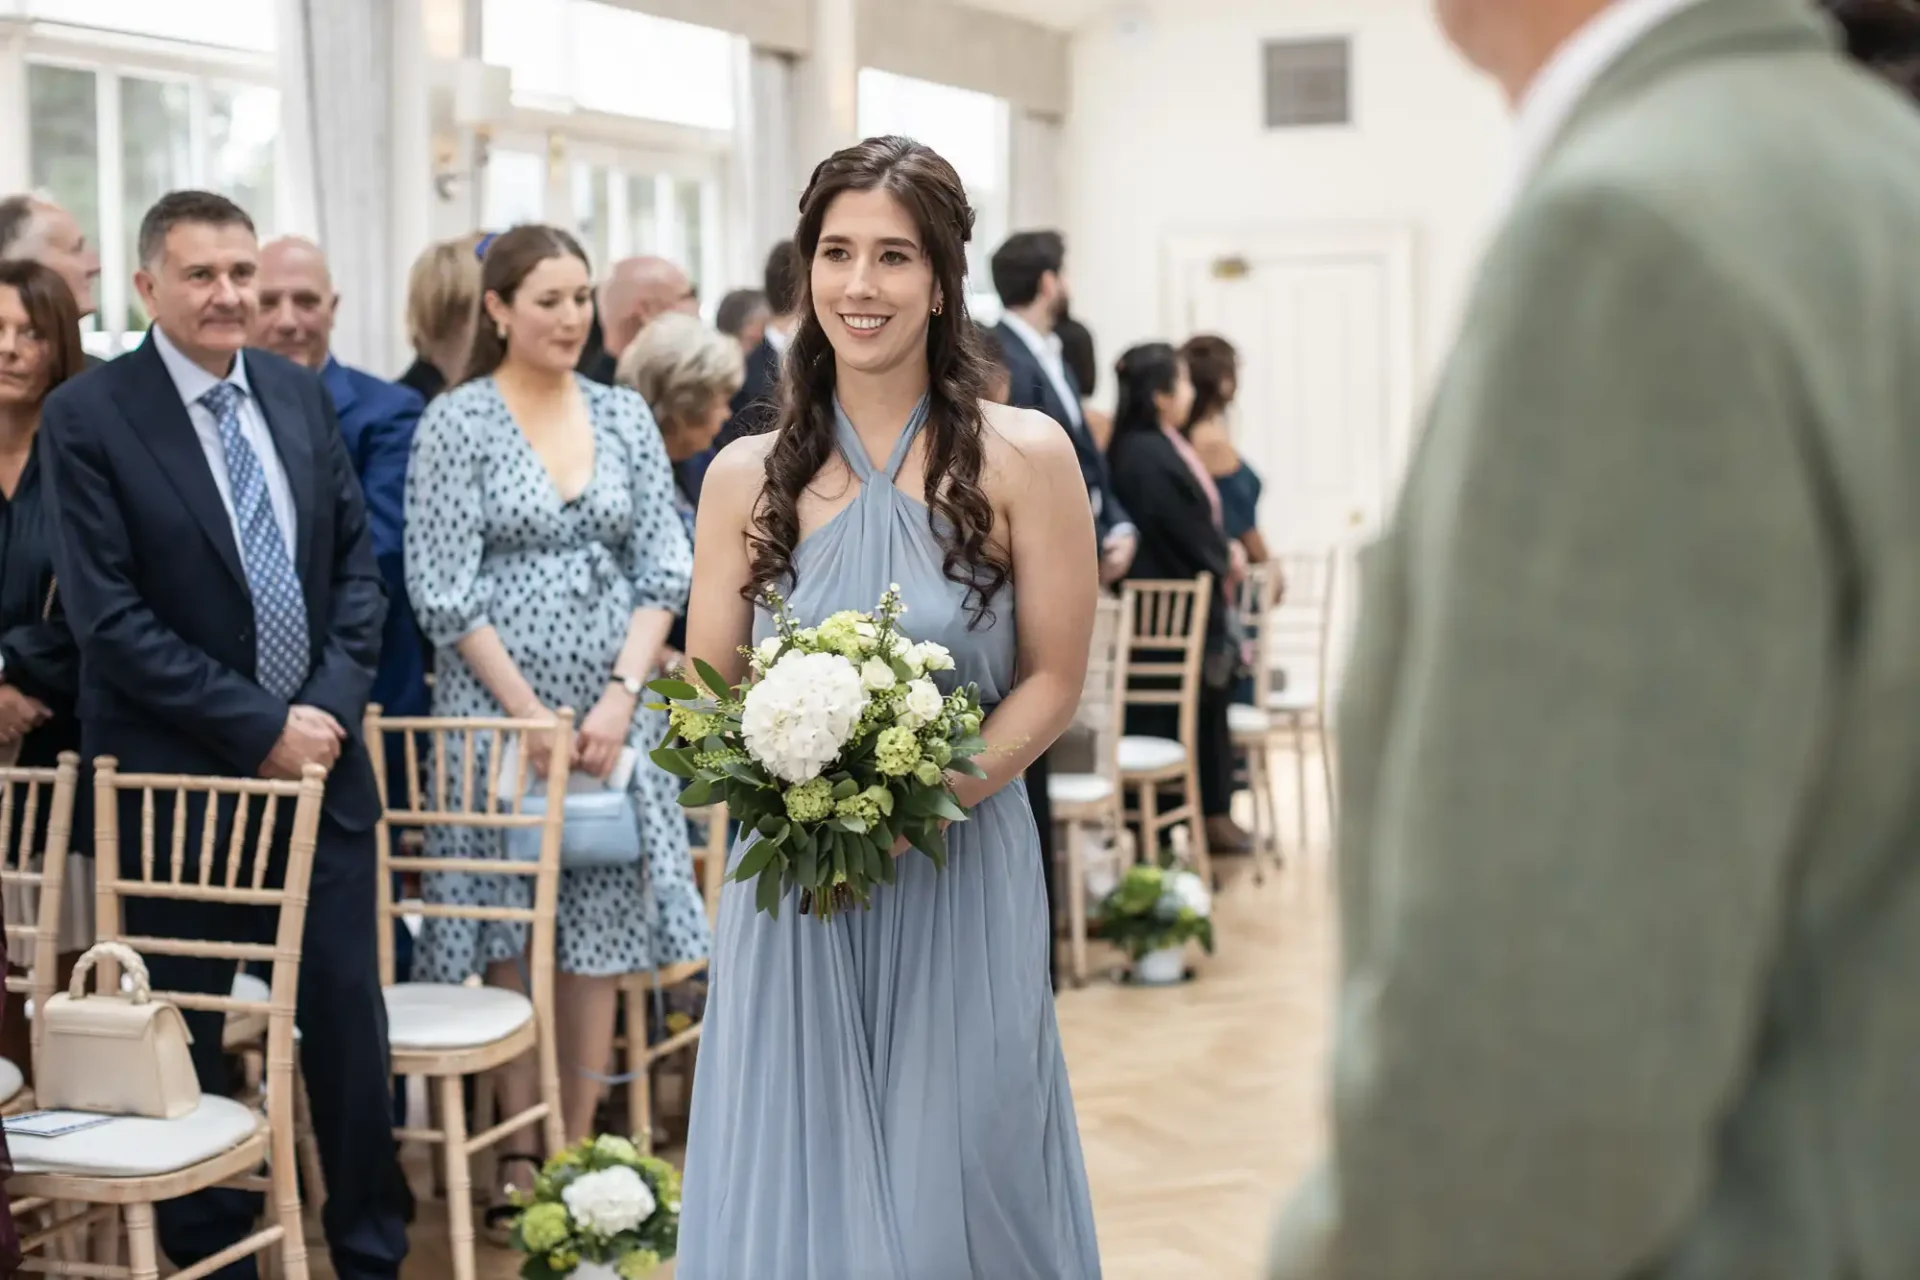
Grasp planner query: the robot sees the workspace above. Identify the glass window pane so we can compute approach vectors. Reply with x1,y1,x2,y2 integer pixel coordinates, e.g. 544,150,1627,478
208,84,279,234
625,174,658,257
484,149,546,229
25,63,101,329
569,5,735,129
571,163,610,277
120,76,193,332
674,178,704,300
481,0,568,104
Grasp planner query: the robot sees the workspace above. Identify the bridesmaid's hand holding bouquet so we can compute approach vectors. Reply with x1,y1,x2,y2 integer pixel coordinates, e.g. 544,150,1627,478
648,585,991,920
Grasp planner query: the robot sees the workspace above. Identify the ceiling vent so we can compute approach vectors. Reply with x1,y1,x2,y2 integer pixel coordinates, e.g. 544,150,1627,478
1264,36,1352,128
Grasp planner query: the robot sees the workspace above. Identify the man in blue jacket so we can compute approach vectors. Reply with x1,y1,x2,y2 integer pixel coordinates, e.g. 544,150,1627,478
254,237,426,727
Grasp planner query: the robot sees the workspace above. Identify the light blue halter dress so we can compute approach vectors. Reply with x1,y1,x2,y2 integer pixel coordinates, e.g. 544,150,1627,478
677,398,1102,1279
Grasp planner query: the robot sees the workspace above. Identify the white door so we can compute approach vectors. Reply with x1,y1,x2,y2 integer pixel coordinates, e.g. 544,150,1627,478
1167,228,1417,552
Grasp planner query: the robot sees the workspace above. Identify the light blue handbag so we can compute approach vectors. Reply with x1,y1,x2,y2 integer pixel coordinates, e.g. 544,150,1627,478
504,789,644,868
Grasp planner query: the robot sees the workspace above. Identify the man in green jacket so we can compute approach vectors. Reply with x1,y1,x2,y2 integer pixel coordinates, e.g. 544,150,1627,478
1270,1,1920,1277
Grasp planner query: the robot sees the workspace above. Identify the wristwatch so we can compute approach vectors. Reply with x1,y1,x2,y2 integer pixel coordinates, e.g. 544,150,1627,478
611,672,644,697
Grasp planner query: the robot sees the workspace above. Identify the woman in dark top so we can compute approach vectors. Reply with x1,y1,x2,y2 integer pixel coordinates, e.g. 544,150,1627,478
1107,342,1250,856
1182,334,1266,565
398,231,487,402
0,261,88,1147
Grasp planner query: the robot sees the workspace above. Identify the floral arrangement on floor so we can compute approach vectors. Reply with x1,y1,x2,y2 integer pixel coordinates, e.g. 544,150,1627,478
1093,863,1216,962
648,584,992,921
508,1135,680,1279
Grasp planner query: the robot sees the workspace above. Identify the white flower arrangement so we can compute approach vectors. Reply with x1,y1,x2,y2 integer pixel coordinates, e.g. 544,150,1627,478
650,585,993,920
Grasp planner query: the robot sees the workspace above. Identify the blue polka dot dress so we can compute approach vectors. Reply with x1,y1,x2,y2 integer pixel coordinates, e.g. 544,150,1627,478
402,375,710,980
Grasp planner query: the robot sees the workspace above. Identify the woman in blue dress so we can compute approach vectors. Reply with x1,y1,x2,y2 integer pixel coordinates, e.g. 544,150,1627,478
678,136,1104,1278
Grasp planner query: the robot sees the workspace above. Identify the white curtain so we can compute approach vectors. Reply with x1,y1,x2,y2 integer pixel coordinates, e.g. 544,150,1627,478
277,0,400,372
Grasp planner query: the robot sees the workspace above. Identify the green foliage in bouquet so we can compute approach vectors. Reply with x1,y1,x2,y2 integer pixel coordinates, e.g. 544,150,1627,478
648,585,991,921
1093,864,1216,961
507,1134,679,1279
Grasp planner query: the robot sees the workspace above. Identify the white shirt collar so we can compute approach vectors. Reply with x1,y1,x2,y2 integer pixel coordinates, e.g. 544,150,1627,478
764,319,794,355
151,323,251,408
997,310,1057,361
1509,0,1704,198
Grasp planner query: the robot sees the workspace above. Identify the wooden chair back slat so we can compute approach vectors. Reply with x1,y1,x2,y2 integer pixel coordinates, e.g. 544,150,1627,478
0,757,80,1039
363,707,573,992
1121,577,1214,751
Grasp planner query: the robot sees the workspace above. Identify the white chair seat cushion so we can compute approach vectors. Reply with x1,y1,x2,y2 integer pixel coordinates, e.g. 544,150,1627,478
10,1095,259,1177
1118,736,1187,774
1048,773,1114,807
0,1057,21,1106
1266,684,1316,714
385,982,534,1051
1228,703,1271,736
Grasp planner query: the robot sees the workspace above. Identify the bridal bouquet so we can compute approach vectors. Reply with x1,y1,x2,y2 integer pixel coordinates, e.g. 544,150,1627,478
507,1135,679,1279
648,584,990,920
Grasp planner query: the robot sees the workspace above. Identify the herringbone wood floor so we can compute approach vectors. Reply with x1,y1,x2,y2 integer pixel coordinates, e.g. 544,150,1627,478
331,815,1339,1278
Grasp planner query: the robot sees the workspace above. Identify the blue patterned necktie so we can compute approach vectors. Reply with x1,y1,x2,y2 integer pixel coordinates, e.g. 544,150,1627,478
200,381,309,700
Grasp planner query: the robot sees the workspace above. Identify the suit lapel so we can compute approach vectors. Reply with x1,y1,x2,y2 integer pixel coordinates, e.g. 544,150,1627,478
251,355,317,568
112,338,248,590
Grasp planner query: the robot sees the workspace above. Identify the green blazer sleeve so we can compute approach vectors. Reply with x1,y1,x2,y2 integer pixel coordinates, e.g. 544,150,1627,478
1268,186,1837,1280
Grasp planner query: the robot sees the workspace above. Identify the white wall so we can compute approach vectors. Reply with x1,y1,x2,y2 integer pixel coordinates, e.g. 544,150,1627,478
1065,0,1510,398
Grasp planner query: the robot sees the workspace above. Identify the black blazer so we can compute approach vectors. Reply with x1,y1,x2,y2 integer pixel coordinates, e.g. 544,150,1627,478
40,336,387,831
684,335,783,504
994,321,1130,541
1107,426,1233,646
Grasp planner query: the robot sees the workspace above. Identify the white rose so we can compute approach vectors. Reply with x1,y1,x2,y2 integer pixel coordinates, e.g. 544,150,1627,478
753,636,783,669
860,657,896,691
741,650,868,783
907,641,955,673
1158,869,1211,919
559,1165,656,1235
901,678,944,728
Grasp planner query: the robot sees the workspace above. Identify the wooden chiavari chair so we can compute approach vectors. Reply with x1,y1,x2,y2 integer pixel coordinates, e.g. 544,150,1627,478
1229,564,1283,876
1047,595,1131,985
1241,549,1338,857
365,709,571,1280
10,760,326,1280
0,753,79,1114
1119,577,1215,888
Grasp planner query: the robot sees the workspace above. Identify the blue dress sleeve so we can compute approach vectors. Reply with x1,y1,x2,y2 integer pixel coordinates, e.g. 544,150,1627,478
404,392,496,646
606,387,693,616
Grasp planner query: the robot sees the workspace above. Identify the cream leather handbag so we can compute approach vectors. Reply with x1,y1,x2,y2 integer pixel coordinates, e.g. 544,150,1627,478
37,940,201,1119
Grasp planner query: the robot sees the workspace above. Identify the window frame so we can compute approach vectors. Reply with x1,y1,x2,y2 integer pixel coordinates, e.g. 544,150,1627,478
9,16,284,355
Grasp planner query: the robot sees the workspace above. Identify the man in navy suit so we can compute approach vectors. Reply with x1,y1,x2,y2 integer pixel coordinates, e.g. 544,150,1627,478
992,230,1135,991
41,192,408,1279
681,238,800,503
993,230,1135,587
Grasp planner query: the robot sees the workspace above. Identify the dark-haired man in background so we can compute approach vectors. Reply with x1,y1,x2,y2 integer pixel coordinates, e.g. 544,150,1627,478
42,190,408,1280
682,239,802,502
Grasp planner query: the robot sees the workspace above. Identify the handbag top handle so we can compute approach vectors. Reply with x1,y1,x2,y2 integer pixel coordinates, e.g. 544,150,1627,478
67,940,152,1003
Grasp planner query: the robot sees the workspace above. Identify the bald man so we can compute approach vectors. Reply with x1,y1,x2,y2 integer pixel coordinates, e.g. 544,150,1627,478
0,194,103,362
253,236,429,745
578,254,697,383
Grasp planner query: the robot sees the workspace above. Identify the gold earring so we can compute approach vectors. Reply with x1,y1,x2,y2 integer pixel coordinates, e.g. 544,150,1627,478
931,300,944,316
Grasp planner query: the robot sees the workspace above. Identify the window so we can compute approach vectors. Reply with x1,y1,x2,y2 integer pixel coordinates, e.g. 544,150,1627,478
26,60,281,355
856,70,1012,317
482,0,737,130
558,161,715,299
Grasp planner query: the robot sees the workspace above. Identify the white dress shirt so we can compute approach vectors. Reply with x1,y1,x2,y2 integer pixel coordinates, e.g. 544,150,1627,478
151,325,299,555
998,310,1085,433
1507,0,1706,201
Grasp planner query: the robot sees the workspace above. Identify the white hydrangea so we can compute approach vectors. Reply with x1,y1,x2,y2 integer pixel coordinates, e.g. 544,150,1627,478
900,678,945,729
560,1165,656,1235
860,657,897,691
741,650,868,783
1157,870,1211,920
903,641,955,674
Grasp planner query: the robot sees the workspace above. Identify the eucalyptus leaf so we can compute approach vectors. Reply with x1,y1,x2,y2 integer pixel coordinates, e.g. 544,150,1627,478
832,777,859,801
650,747,698,778
840,817,868,834
733,836,777,881
693,657,730,699
949,757,988,779
756,814,787,838
650,678,700,701
756,864,782,917
678,777,715,807
954,735,989,756
929,792,968,823
910,823,948,869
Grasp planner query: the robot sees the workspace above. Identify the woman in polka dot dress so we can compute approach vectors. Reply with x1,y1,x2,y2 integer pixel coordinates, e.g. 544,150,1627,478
402,225,710,1159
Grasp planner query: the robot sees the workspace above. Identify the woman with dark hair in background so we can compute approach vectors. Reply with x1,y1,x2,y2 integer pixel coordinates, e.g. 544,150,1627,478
1056,311,1112,450
679,135,1101,1277
404,225,710,1195
0,261,88,1274
1107,341,1251,856
1182,334,1267,567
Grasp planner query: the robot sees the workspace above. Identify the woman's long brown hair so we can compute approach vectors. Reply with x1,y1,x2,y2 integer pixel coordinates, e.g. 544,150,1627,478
0,259,85,397
461,224,591,383
746,135,1009,625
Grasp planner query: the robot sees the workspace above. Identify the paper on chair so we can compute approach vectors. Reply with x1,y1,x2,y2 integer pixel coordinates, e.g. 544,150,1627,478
4,1110,119,1139
493,740,636,801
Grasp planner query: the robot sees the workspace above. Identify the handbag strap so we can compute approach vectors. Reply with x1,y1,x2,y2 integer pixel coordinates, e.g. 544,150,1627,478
68,940,151,1003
